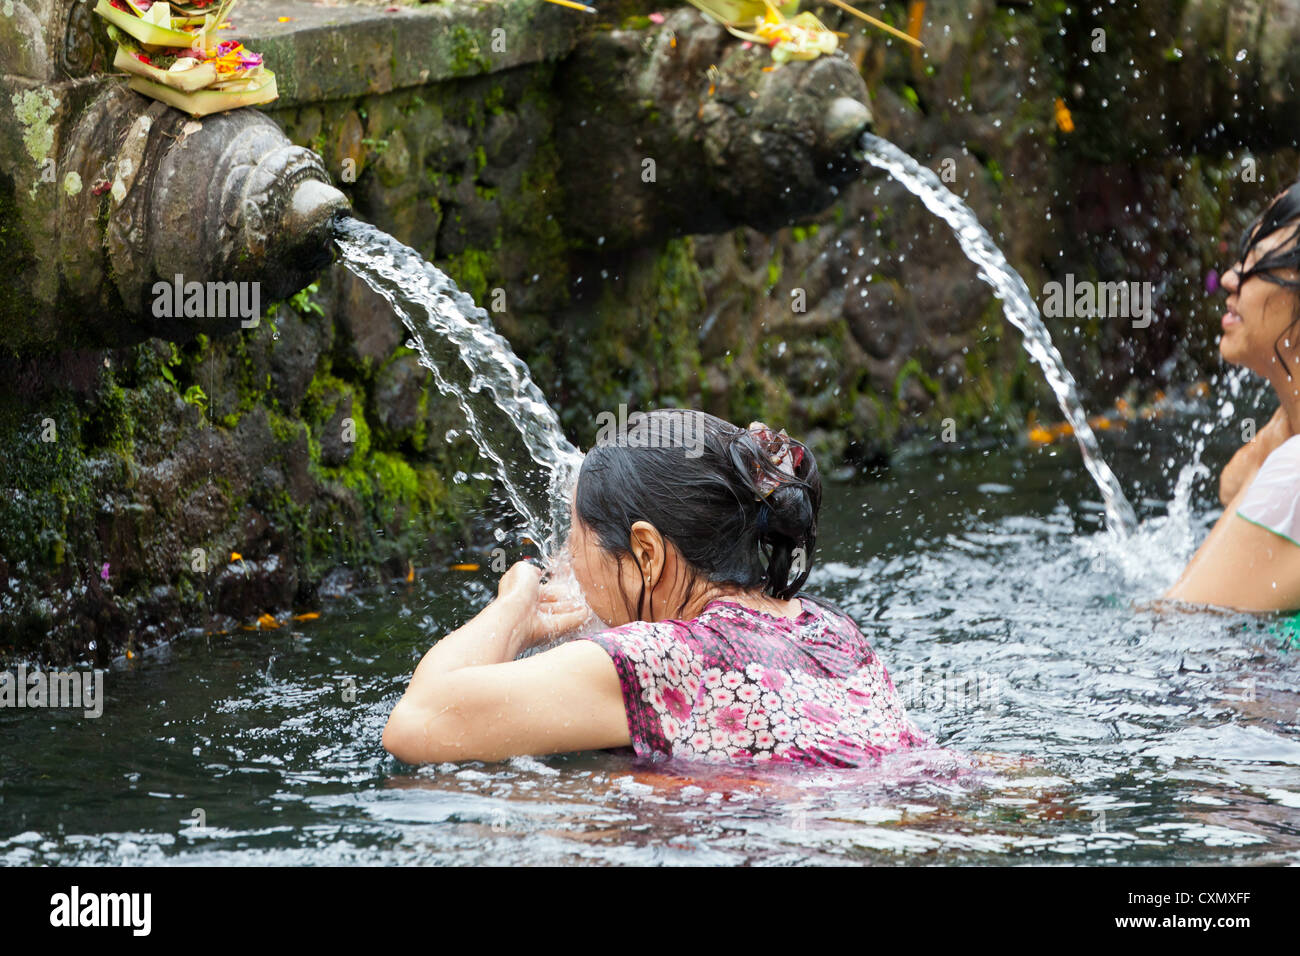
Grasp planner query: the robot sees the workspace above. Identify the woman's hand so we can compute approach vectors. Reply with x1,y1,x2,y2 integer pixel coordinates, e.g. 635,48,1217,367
497,560,592,648
497,559,543,603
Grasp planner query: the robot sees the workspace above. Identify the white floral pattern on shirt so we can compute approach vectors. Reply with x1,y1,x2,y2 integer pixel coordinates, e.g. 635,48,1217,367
584,599,927,766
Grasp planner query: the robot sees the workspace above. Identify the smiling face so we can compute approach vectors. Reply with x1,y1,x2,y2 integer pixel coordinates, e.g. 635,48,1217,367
1220,215,1300,380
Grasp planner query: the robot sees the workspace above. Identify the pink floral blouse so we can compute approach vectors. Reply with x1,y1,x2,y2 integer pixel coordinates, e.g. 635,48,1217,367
582,598,928,767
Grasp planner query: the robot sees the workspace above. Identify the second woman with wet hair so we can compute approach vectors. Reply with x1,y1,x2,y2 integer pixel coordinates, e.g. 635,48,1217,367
1167,179,1300,611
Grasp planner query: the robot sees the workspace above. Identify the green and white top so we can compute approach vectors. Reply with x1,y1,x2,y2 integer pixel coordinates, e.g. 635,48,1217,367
1238,435,1300,548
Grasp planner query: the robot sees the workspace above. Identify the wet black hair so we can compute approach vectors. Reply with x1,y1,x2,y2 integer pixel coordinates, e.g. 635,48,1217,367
1234,178,1300,376
575,409,821,622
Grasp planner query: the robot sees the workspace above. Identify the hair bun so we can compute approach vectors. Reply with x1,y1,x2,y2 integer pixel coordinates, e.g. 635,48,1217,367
730,425,821,600
760,482,816,543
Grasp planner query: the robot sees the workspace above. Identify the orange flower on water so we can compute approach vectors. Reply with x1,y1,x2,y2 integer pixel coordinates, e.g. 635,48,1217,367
1054,97,1074,133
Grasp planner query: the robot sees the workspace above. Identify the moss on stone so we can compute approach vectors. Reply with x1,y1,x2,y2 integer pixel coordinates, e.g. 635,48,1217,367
10,88,58,168
0,172,43,331
559,236,708,443
449,24,493,77
442,246,498,308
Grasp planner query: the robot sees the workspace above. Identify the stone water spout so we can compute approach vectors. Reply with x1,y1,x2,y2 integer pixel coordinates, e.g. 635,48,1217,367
554,7,874,248
0,0,349,350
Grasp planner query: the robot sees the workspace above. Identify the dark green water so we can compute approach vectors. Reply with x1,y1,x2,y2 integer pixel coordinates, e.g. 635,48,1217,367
2,423,1297,865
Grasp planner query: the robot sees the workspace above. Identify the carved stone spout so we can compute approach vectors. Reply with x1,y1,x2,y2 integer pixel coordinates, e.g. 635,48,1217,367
554,8,874,249
1,0,349,350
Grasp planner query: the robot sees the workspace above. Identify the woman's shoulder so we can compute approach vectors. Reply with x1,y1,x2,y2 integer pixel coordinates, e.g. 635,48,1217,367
583,593,862,654
1268,432,1300,461
581,616,692,660
792,593,860,628
580,597,833,662
694,595,855,641
1238,434,1300,546
1249,432,1300,486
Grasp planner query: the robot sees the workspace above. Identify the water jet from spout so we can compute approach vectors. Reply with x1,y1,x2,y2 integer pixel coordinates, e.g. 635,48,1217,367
332,216,582,557
856,131,1138,536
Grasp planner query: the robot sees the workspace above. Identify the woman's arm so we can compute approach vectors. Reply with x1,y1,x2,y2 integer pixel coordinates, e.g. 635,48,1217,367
1165,506,1300,611
382,562,631,764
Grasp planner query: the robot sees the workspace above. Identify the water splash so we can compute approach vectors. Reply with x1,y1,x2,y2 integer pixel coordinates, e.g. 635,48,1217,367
857,132,1138,535
8,438,1293,866
1084,451,1209,594
333,217,582,556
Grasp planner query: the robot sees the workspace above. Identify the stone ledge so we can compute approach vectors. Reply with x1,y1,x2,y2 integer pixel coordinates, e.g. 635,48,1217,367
229,0,589,107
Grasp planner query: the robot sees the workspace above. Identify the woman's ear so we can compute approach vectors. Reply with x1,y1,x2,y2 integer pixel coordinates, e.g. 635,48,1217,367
628,520,665,588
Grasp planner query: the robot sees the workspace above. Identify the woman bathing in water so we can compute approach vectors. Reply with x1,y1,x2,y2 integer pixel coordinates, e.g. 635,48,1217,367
384,410,928,766
1167,180,1300,611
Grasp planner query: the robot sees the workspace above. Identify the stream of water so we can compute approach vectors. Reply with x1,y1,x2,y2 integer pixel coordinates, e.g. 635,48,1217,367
857,132,1140,536
336,134,1139,551
333,217,582,556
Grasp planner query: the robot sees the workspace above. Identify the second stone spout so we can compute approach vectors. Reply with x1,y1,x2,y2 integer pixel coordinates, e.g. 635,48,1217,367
553,8,874,250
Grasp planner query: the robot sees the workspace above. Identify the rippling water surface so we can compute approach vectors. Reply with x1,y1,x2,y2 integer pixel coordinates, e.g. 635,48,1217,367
2,423,1297,865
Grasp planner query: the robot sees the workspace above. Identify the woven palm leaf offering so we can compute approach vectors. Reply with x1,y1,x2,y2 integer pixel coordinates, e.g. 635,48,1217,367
93,0,277,116
682,0,922,61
